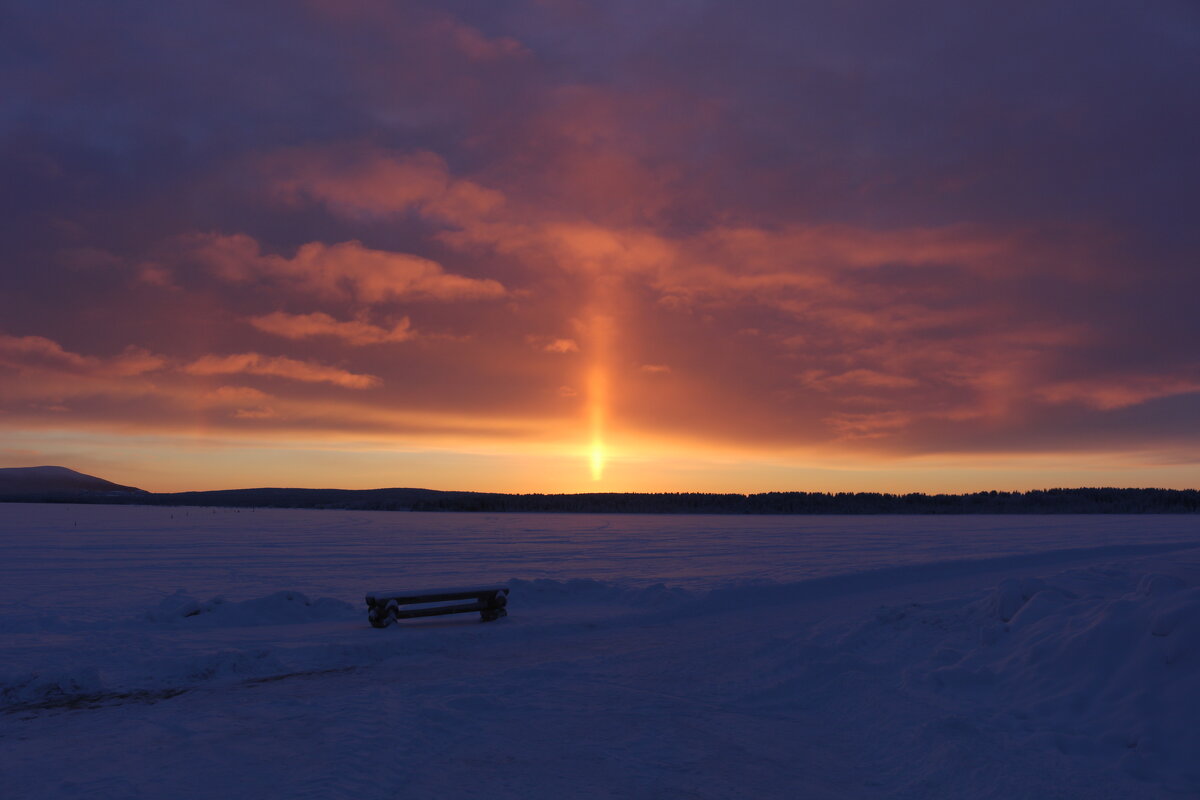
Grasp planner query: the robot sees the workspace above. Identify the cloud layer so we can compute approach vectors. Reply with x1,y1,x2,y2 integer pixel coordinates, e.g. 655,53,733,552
1,0,1198,488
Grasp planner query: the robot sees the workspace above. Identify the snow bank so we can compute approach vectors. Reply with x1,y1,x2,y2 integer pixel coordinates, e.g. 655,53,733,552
1,580,691,715
1,590,358,711
0,667,105,708
143,580,689,627
972,572,1200,789
841,563,1200,792
145,589,357,626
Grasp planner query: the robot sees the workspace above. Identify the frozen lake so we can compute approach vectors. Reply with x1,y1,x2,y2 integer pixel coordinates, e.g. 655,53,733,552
3,503,1199,616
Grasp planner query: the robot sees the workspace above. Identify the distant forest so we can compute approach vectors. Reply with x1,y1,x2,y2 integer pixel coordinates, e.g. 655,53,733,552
8,486,1200,514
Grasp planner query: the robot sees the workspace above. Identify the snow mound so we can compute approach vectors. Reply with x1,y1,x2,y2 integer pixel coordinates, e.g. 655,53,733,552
0,651,304,712
0,667,105,708
146,590,358,626
897,566,1200,792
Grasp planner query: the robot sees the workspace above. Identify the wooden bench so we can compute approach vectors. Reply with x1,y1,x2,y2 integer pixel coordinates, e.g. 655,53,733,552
365,585,509,628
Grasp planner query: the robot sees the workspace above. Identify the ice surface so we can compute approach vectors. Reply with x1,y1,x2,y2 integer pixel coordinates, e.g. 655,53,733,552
1,503,1198,798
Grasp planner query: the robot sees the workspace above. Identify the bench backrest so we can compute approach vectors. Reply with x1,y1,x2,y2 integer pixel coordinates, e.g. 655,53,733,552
366,586,509,606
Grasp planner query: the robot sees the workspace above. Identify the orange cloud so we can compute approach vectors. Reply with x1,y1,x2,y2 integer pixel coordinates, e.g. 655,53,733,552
1037,375,1200,410
823,410,916,440
231,407,277,419
183,352,379,389
263,147,504,224
0,334,91,371
204,385,277,420
207,385,273,403
187,234,506,304
107,346,169,377
0,334,165,377
250,311,416,345
543,338,579,354
801,369,921,391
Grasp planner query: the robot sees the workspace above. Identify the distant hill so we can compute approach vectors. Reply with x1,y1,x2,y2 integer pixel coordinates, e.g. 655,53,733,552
141,486,1200,514
148,486,475,511
0,466,148,499
1,467,1198,513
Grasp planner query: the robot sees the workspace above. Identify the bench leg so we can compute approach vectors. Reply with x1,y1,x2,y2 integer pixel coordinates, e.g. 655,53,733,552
368,601,397,628
480,607,507,622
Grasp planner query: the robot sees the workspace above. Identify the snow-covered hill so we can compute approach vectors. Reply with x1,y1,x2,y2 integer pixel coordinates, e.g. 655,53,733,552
0,465,146,496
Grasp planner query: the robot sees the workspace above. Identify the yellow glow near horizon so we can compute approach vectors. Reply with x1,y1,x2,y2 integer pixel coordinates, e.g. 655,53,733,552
590,440,605,480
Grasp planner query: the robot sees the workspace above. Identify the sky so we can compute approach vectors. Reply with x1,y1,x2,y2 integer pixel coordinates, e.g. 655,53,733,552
1,0,1199,493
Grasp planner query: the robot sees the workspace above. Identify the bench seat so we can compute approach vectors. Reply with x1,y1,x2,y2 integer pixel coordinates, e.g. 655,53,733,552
366,585,509,627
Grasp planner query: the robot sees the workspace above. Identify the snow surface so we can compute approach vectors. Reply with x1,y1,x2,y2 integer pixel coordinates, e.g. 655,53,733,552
2,504,1199,798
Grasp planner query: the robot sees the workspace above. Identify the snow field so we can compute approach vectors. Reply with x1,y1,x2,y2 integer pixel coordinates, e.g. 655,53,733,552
2,504,1199,798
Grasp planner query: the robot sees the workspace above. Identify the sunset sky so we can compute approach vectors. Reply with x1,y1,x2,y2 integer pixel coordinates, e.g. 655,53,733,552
2,1,1198,493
